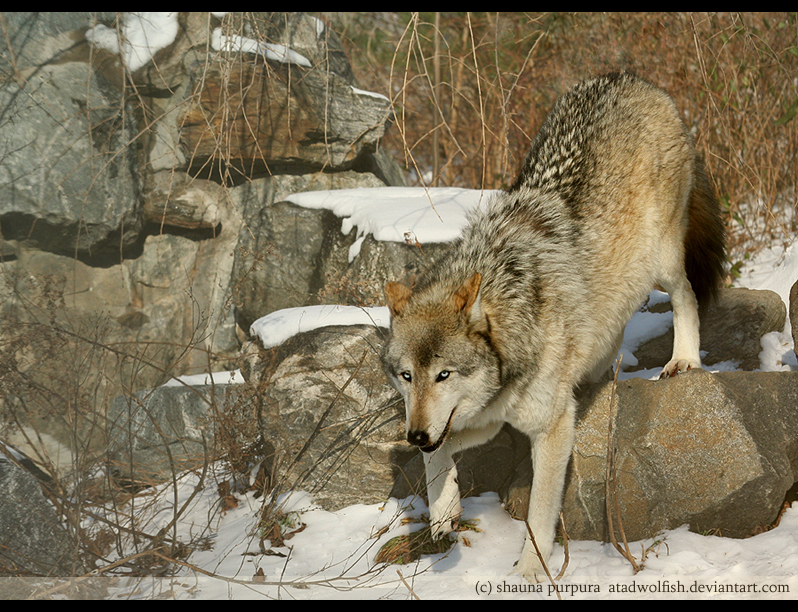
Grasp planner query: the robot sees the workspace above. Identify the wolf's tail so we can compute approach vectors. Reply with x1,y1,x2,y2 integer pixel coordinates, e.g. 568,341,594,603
684,157,727,311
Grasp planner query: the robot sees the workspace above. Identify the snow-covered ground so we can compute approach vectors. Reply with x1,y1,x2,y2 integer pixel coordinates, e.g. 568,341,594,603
104,186,798,600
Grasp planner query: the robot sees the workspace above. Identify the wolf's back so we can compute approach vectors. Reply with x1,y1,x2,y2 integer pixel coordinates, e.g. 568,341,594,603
510,70,726,308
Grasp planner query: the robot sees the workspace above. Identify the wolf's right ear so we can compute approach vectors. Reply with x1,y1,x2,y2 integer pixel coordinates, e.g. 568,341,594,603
384,281,413,317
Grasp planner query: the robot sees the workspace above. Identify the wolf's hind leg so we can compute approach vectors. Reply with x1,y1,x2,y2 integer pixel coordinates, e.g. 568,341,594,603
658,271,702,378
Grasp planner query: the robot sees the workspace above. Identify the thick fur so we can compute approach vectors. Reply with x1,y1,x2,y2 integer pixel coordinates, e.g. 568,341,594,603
382,71,726,583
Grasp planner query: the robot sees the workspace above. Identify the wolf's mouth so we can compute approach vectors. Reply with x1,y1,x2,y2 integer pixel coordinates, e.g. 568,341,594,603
419,407,456,454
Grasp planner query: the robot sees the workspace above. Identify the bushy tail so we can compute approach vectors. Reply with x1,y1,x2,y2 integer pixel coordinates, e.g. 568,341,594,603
684,157,727,311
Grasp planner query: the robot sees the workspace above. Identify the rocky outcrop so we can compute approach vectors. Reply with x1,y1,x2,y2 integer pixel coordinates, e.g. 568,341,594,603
0,12,404,442
0,55,142,262
0,12,405,576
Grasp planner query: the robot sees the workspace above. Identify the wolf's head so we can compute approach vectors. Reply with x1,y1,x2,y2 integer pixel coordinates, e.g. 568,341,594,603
382,272,502,453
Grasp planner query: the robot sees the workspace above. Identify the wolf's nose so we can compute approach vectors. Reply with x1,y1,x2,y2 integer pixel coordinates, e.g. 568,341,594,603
407,430,430,448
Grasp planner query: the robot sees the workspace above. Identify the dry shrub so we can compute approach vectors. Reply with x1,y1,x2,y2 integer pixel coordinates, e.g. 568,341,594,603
329,12,798,262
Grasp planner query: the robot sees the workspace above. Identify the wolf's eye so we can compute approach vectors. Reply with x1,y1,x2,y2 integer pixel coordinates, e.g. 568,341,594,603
400,371,412,382
436,370,450,382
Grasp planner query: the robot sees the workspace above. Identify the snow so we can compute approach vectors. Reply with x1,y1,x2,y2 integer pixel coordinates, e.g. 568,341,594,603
735,242,798,371
104,474,798,600
163,369,243,387
95,185,798,600
86,12,179,72
250,304,389,350
210,28,312,68
284,186,496,246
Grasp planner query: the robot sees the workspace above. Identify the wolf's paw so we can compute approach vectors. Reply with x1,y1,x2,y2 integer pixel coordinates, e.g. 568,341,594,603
659,358,702,379
428,499,462,540
516,550,550,584
429,517,459,541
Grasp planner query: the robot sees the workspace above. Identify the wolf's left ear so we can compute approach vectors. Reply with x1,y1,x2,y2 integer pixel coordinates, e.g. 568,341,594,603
455,272,490,333
453,272,482,314
384,281,413,317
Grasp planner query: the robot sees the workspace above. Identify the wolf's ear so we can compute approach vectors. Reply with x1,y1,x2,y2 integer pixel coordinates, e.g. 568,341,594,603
453,272,482,314
384,281,413,317
455,272,490,333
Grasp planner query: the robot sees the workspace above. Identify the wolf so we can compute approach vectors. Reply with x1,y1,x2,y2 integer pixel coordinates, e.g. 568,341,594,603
381,71,726,583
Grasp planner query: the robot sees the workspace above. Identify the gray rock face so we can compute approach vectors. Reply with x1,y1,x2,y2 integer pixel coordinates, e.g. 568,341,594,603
0,14,406,464
0,456,84,576
0,61,142,261
0,12,114,74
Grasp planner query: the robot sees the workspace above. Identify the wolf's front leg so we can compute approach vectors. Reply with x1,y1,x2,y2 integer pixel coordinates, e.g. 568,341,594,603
423,422,505,539
516,400,576,583
423,447,462,539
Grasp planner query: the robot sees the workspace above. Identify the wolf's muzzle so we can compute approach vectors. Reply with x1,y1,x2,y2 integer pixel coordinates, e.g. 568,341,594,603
406,407,456,453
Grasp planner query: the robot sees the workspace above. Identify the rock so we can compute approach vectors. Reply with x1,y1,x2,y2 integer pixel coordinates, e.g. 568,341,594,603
249,13,360,87
0,12,114,74
341,234,450,306
178,52,392,176
107,382,244,486
247,324,409,510
0,454,84,576
229,171,387,330
106,324,406,510
0,60,141,263
632,288,786,372
790,280,798,356
143,172,224,230
557,370,798,542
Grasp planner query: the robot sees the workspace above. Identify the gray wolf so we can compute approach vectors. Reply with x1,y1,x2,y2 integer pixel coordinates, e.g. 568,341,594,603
381,71,726,582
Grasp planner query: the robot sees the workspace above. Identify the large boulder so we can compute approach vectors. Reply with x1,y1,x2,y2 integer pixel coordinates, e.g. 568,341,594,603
558,370,798,541
229,172,378,329
244,324,409,510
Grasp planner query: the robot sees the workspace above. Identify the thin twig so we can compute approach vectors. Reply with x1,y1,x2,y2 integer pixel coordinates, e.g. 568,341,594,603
396,569,420,600
554,511,570,581
604,354,642,573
